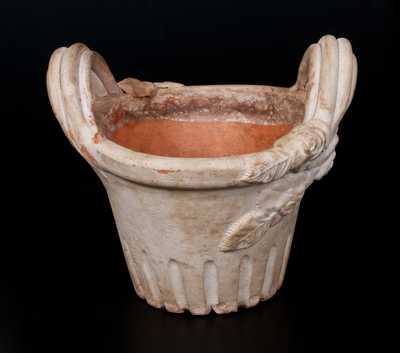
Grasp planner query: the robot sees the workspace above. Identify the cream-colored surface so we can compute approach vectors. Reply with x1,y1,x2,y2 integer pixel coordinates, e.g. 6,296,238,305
47,35,357,314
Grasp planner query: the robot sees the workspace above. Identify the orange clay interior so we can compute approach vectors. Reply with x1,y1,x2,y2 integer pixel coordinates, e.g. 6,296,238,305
110,120,293,158
93,84,305,158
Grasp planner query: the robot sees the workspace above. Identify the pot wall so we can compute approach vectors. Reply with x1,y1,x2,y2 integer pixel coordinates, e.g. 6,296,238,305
98,170,301,314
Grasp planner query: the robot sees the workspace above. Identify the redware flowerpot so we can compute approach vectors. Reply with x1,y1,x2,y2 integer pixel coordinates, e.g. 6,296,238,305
47,34,357,314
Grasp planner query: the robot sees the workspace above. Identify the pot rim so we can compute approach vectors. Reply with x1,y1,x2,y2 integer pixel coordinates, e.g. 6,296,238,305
47,35,357,189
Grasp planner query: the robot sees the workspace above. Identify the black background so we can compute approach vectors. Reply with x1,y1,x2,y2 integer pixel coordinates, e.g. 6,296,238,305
0,1,392,352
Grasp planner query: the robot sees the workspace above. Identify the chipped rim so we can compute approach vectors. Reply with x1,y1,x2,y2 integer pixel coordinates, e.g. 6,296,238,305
47,35,357,189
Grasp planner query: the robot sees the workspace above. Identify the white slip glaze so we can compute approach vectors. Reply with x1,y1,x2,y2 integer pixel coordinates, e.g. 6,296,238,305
47,35,357,314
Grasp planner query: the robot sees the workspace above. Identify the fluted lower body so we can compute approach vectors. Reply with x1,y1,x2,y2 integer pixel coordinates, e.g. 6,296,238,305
99,170,299,315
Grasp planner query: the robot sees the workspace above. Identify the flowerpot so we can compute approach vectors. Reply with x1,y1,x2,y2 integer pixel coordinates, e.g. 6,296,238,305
47,34,357,315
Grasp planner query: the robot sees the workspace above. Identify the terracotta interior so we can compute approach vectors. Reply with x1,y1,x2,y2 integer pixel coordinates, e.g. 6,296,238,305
110,120,293,158
93,82,305,158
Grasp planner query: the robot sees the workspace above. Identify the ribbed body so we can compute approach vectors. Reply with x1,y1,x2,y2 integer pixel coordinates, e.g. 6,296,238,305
100,171,299,314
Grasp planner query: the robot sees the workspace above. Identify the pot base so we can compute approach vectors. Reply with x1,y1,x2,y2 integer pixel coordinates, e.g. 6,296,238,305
129,260,285,315
143,291,280,315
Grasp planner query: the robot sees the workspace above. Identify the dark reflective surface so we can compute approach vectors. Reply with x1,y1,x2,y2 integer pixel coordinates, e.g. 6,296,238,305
118,293,292,353
2,265,299,353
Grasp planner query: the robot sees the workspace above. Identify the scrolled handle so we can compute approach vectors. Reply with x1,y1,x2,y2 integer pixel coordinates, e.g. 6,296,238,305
46,43,121,164
241,35,357,185
297,34,357,141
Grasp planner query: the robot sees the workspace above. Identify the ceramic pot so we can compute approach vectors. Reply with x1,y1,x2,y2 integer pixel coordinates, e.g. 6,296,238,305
47,35,357,314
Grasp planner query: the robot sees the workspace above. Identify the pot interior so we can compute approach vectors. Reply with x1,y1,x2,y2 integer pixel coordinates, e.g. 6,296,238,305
92,81,305,158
